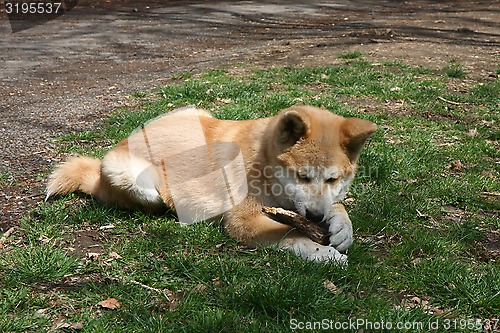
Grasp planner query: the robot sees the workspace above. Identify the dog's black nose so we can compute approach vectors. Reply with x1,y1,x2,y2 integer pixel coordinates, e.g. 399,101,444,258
306,210,324,223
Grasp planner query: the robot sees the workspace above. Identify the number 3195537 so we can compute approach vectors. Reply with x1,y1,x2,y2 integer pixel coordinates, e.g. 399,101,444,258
5,2,62,15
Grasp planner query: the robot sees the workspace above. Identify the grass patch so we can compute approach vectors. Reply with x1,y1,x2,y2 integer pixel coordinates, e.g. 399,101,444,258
338,50,363,60
443,62,467,79
1,245,79,284
131,91,149,98
0,172,14,187
2,59,499,332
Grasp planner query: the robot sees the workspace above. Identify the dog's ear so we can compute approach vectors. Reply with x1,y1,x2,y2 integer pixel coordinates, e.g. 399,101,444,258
341,117,377,162
276,110,310,147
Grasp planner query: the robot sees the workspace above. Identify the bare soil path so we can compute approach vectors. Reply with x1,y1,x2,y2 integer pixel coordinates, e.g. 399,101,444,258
1,0,499,229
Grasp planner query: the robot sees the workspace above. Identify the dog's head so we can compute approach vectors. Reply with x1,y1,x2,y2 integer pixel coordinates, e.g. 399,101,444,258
269,105,377,222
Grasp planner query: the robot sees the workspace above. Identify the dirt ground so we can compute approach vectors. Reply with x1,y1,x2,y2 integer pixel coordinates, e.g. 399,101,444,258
0,0,499,230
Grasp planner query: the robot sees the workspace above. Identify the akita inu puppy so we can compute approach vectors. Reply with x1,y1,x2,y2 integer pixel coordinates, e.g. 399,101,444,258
47,105,376,263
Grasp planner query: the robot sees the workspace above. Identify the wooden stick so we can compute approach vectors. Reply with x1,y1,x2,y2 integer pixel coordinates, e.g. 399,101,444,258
0,227,15,248
437,96,461,106
262,206,330,245
480,191,500,197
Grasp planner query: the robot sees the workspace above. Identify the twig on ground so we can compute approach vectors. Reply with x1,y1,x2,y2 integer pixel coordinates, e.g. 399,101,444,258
128,279,171,300
480,191,500,197
437,96,462,105
109,277,172,301
0,227,15,249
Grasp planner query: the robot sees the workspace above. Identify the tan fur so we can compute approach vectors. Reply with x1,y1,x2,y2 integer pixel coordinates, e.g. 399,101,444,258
46,155,101,199
47,105,376,263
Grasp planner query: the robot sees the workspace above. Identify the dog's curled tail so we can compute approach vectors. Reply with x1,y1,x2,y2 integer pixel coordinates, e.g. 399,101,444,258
45,155,101,201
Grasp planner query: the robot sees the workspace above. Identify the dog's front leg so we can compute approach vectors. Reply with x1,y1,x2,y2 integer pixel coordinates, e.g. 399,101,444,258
325,203,353,253
225,200,347,264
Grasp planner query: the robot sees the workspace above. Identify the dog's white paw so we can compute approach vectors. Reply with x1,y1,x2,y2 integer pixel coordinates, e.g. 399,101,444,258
326,205,353,253
281,238,347,265
305,245,348,264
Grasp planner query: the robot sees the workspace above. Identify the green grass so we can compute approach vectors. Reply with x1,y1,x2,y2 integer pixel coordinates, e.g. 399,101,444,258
338,50,363,60
131,91,149,98
0,173,13,189
2,55,499,332
443,60,467,79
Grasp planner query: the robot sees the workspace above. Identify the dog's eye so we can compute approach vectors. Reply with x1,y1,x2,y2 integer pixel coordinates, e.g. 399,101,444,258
297,172,311,182
325,177,338,184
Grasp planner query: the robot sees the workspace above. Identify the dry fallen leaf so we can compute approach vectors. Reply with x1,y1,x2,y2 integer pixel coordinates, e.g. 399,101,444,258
323,280,339,294
108,251,122,259
449,160,465,171
193,283,207,293
34,308,51,320
104,251,123,264
86,252,101,261
97,297,121,310
480,120,495,127
467,128,478,137
50,317,83,331
396,294,447,315
212,277,221,288
66,322,83,330
167,290,185,311
344,197,355,205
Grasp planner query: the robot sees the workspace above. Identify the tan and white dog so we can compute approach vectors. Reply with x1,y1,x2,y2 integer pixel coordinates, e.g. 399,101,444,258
46,105,376,264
